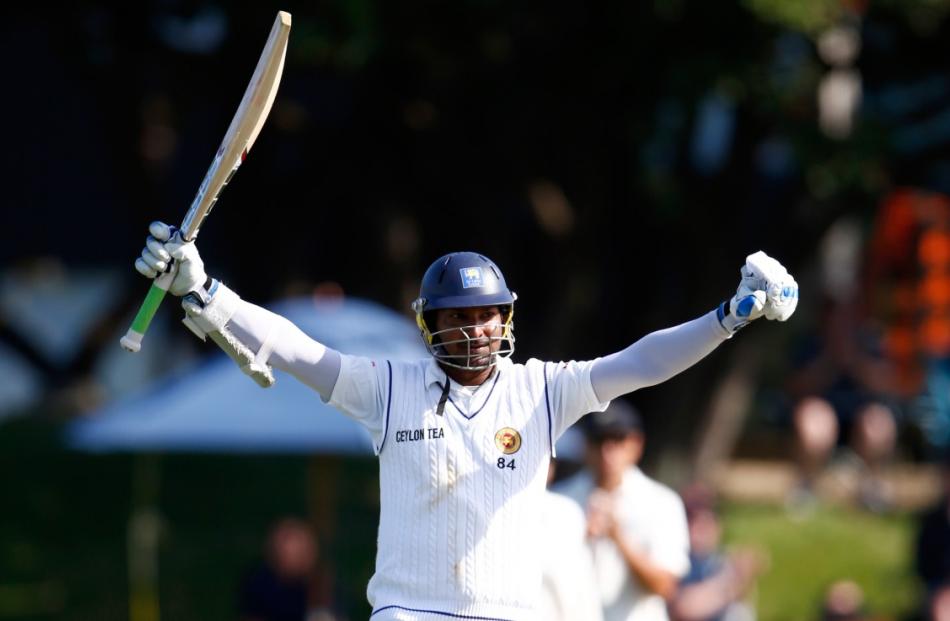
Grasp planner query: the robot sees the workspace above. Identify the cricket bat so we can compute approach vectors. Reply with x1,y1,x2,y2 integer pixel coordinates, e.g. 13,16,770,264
121,11,292,353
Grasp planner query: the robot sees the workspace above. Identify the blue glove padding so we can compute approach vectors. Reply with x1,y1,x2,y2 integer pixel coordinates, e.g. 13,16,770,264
718,251,798,334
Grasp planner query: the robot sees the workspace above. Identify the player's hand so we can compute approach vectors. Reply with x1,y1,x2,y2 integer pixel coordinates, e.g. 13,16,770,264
719,251,798,333
743,251,798,321
586,489,618,539
134,221,208,296
726,546,770,595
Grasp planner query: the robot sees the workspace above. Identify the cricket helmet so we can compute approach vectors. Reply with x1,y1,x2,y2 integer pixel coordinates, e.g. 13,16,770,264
411,252,517,370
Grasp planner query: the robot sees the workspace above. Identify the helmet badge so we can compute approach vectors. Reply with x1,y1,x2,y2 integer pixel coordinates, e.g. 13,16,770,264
460,267,484,289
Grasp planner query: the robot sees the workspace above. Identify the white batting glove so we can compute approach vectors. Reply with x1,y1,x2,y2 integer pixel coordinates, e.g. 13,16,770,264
718,251,798,334
743,251,799,321
134,221,208,296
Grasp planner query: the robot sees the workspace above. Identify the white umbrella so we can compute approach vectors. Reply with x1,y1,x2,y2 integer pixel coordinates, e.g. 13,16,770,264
67,295,426,454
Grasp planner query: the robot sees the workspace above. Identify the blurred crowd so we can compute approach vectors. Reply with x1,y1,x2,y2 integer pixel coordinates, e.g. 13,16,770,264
538,399,950,621
782,188,950,516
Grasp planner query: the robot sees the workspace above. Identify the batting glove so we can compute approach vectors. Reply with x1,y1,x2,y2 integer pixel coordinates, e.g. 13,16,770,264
718,251,798,334
134,221,208,296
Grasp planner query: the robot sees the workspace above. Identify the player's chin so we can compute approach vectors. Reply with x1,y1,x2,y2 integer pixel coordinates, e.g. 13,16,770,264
468,349,497,366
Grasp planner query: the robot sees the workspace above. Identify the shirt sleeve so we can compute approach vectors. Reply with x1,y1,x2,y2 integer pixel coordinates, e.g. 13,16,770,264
228,300,386,443
327,354,389,447
228,299,343,400
590,310,729,403
546,359,611,441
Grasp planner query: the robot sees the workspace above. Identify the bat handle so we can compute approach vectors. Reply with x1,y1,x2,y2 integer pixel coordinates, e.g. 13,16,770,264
121,269,175,352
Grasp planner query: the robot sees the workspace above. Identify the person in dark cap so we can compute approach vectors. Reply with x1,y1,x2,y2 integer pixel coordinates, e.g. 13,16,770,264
554,399,690,621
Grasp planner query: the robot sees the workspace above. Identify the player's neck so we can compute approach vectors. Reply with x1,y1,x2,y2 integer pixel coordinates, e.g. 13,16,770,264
442,364,495,387
595,471,624,492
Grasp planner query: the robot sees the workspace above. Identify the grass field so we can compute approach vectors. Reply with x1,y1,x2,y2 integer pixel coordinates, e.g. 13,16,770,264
721,502,922,621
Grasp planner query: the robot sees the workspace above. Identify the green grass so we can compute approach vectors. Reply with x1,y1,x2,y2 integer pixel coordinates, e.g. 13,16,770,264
721,502,923,621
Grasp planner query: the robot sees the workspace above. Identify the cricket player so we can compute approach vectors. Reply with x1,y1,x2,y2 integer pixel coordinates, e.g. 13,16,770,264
135,223,798,620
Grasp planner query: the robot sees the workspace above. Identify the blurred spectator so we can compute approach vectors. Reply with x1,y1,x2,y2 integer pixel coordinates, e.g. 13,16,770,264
238,517,340,621
915,452,950,603
556,400,689,621
820,580,868,621
668,483,766,621
539,459,604,621
788,396,898,512
931,585,950,621
784,216,900,512
816,22,862,140
790,396,838,502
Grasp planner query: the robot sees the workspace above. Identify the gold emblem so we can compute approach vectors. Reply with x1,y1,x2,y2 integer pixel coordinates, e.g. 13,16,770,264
494,427,522,454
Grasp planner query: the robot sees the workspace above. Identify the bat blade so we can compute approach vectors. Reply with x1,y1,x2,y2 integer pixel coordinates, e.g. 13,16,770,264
121,11,292,353
180,10,291,241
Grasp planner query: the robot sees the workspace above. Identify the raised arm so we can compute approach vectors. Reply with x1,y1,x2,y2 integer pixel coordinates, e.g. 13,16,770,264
135,221,341,399
591,311,728,403
591,251,798,403
227,302,341,398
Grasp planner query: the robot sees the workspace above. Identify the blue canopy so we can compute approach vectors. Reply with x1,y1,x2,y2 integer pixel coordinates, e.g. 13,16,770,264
67,296,426,455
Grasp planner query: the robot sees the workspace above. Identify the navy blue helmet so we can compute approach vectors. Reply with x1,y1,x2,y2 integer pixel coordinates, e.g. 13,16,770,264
411,252,517,370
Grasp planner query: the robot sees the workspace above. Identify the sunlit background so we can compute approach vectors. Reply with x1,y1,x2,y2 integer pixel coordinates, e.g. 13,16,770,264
3,1,950,620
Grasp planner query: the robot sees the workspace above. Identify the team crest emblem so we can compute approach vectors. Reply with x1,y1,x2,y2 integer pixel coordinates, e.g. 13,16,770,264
494,427,522,454
460,267,484,289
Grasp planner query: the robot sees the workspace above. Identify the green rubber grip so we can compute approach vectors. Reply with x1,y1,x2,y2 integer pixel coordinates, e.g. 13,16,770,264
121,272,173,352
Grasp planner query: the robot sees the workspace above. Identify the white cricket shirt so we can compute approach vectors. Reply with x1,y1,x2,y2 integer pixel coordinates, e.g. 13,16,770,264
329,355,609,620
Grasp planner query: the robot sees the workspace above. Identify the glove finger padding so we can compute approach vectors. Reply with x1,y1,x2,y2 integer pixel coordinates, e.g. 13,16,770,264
763,277,798,321
146,236,171,263
149,221,175,242
134,221,176,279
139,243,168,272
140,236,172,273
133,222,207,296
135,257,158,279
744,251,798,322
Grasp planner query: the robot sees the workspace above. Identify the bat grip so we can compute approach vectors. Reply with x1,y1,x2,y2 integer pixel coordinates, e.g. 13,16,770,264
121,269,175,352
